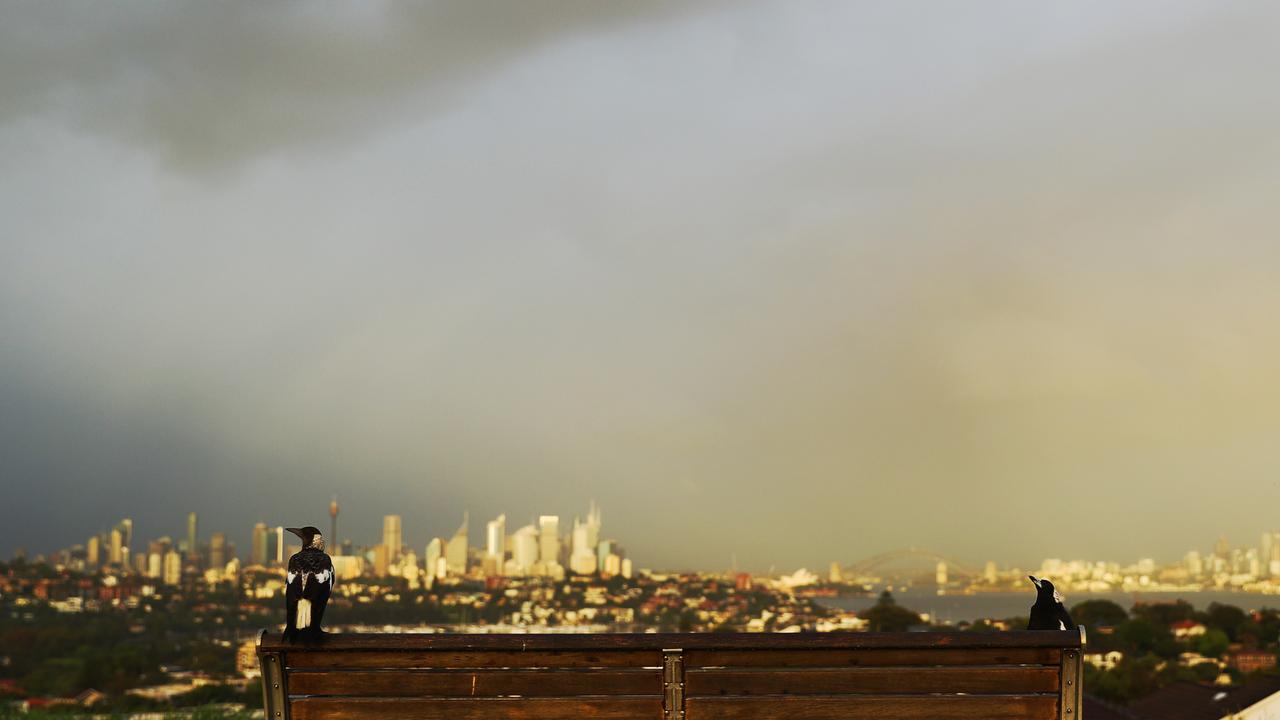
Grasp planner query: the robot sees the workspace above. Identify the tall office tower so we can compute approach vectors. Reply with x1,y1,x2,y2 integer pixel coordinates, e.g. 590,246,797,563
1185,550,1203,578
570,520,596,575
86,535,100,568
147,552,162,579
984,561,998,584
935,561,948,587
486,514,506,564
374,544,389,577
329,496,339,546
512,525,539,574
597,540,613,573
539,516,560,566
425,538,444,579
275,526,285,563
446,513,469,575
401,550,420,585
109,529,124,566
1215,536,1230,560
187,512,198,561
829,562,843,583
603,552,622,577
119,519,133,549
251,523,270,565
585,502,601,551
210,532,227,568
383,515,403,565
163,550,182,586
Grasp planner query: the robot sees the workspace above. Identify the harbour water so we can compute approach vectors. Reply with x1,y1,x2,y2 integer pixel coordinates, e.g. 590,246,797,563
820,589,1280,624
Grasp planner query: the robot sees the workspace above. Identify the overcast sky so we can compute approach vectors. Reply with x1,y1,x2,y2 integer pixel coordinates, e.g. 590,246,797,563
3,1,1279,572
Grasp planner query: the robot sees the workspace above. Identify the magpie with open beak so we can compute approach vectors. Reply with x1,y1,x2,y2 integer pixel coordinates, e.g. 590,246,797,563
1027,575,1075,631
282,526,333,643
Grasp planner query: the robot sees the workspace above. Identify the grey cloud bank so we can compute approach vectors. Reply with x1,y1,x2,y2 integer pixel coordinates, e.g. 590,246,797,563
2,1,1279,571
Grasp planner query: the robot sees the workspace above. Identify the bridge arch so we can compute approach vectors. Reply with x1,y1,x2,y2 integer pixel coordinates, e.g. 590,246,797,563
842,549,981,579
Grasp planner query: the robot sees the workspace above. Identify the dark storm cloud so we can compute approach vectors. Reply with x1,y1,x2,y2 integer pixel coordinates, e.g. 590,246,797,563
2,0,1280,572
0,1,710,170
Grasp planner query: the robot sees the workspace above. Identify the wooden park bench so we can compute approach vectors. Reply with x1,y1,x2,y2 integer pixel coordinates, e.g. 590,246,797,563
256,627,1086,719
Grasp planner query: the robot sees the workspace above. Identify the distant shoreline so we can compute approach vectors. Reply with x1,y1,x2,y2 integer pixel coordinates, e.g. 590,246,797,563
819,588,1280,624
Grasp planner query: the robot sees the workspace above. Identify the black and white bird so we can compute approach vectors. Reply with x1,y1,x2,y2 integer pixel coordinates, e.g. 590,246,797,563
283,526,334,643
1027,575,1075,631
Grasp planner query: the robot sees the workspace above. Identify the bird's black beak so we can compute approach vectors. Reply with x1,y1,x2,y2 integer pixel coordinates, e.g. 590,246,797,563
286,527,304,539
1028,575,1042,588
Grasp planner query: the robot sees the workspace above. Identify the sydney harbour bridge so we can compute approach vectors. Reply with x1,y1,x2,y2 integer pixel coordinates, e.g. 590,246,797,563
838,548,984,584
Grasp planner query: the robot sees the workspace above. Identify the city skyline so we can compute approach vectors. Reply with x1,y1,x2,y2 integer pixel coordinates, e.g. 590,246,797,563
17,501,1280,580
5,1,1280,571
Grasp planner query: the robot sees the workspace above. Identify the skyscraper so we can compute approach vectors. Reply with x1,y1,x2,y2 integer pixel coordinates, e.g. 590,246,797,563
251,523,270,565
210,532,227,568
486,514,506,564
570,520,596,575
186,512,198,562
163,550,182,586
446,513,469,575
597,539,613,573
86,535,100,568
109,528,123,566
383,515,403,565
275,526,285,563
512,525,539,574
539,515,560,567
425,538,445,579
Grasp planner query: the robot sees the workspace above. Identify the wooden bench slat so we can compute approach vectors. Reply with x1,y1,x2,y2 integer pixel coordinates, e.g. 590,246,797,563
288,669,661,697
686,647,1062,668
259,631,1082,652
286,649,662,670
289,696,663,720
686,666,1061,696
685,695,1059,720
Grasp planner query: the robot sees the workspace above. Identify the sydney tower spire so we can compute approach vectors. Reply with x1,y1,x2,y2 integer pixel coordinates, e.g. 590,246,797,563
329,496,339,548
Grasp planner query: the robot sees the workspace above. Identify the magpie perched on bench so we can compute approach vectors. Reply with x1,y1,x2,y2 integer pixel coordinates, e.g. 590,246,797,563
283,526,333,643
1027,575,1074,631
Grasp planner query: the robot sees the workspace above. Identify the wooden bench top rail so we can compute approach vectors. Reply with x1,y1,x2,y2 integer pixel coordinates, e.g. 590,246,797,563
257,628,1084,653
257,628,1086,720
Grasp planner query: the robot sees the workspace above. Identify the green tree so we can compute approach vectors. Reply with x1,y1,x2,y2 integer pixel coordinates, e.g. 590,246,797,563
1131,600,1194,629
1072,599,1127,628
1204,603,1248,641
1195,628,1230,658
861,591,922,632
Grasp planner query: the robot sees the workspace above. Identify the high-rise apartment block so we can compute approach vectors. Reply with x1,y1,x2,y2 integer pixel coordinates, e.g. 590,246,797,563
446,513,468,575
539,516,560,567
383,515,403,565
251,523,270,565
210,532,227,568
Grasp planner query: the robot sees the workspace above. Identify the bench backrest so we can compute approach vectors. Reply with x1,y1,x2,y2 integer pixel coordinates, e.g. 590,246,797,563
257,628,1085,720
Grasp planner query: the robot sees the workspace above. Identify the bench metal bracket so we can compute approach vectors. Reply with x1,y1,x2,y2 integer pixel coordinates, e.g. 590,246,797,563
258,629,289,720
1059,625,1085,719
663,648,685,720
